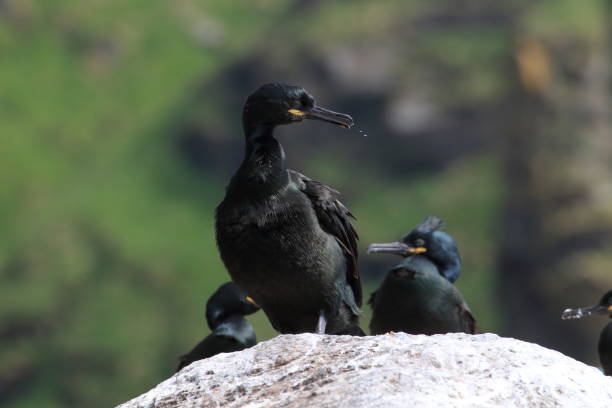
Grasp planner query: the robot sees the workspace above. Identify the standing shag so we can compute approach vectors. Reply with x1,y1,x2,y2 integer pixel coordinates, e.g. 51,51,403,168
561,290,612,376
215,83,363,335
176,282,260,371
367,216,461,282
367,216,475,335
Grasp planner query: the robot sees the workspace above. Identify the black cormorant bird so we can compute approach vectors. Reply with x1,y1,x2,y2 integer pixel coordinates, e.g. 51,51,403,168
176,282,260,371
561,290,612,376
367,216,461,282
367,216,475,335
215,83,363,335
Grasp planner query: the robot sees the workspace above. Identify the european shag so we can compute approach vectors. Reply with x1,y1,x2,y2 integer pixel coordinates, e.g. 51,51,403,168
215,83,363,335
368,215,461,282
367,217,474,335
561,290,612,376
176,282,259,371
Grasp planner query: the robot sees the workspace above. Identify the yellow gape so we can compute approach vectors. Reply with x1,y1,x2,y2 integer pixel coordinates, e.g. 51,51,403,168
288,109,306,118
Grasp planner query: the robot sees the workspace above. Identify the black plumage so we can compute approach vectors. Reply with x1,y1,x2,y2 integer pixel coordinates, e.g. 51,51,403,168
561,290,612,376
368,216,461,282
215,83,363,335
367,217,475,335
176,282,259,371
367,255,476,335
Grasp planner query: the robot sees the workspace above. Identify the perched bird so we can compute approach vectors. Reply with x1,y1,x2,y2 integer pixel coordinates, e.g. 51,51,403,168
367,216,461,282
215,83,363,336
367,216,475,335
561,290,612,376
176,282,260,371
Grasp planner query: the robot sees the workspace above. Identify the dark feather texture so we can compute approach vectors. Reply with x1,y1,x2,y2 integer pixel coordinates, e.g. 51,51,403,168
215,83,362,335
369,256,476,335
290,170,361,306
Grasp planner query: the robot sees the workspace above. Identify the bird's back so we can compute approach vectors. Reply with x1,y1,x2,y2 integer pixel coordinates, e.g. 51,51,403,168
369,256,475,335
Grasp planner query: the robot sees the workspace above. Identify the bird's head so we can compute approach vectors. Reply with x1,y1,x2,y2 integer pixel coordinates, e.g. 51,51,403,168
242,83,354,130
205,282,260,330
562,290,612,320
367,216,461,282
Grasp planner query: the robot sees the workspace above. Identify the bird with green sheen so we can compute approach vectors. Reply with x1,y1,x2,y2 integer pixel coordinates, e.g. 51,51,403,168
367,216,476,335
215,83,363,335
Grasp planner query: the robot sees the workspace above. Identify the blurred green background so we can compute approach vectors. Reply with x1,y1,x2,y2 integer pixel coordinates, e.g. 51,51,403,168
2,0,612,406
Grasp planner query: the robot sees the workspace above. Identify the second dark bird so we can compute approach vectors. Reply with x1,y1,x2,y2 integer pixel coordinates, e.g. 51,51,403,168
176,282,260,371
215,83,363,335
561,290,612,376
367,216,476,335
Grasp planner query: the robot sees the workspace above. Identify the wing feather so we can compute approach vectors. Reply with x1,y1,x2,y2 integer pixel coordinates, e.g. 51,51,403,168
289,170,361,306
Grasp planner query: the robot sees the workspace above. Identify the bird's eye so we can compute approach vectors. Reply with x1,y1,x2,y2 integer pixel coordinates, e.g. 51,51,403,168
300,94,314,108
414,238,425,247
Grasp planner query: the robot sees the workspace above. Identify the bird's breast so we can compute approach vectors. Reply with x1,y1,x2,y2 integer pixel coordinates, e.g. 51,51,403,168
216,190,344,302
218,190,323,259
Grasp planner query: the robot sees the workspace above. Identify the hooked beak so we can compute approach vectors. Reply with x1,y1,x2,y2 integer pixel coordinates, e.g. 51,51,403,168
561,303,612,320
367,241,427,256
289,106,354,128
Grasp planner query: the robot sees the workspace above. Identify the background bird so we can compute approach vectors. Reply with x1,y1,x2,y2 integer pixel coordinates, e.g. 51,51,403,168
215,83,363,335
176,282,259,371
367,216,475,335
368,215,461,282
561,290,612,376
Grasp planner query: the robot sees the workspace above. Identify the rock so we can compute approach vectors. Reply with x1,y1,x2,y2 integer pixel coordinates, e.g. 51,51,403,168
117,333,612,408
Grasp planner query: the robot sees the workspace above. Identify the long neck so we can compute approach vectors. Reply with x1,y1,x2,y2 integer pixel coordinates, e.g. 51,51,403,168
229,123,289,198
440,257,461,283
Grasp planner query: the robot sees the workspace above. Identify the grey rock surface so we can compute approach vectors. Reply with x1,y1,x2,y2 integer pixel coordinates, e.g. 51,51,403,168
117,333,612,408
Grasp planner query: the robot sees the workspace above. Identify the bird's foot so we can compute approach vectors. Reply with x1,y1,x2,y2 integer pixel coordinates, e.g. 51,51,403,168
316,313,327,334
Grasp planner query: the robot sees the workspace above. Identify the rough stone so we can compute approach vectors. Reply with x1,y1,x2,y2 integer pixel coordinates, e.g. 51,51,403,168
117,333,612,408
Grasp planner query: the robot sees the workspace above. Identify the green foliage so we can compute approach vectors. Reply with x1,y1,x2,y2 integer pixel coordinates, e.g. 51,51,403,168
0,1,285,406
523,0,608,42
